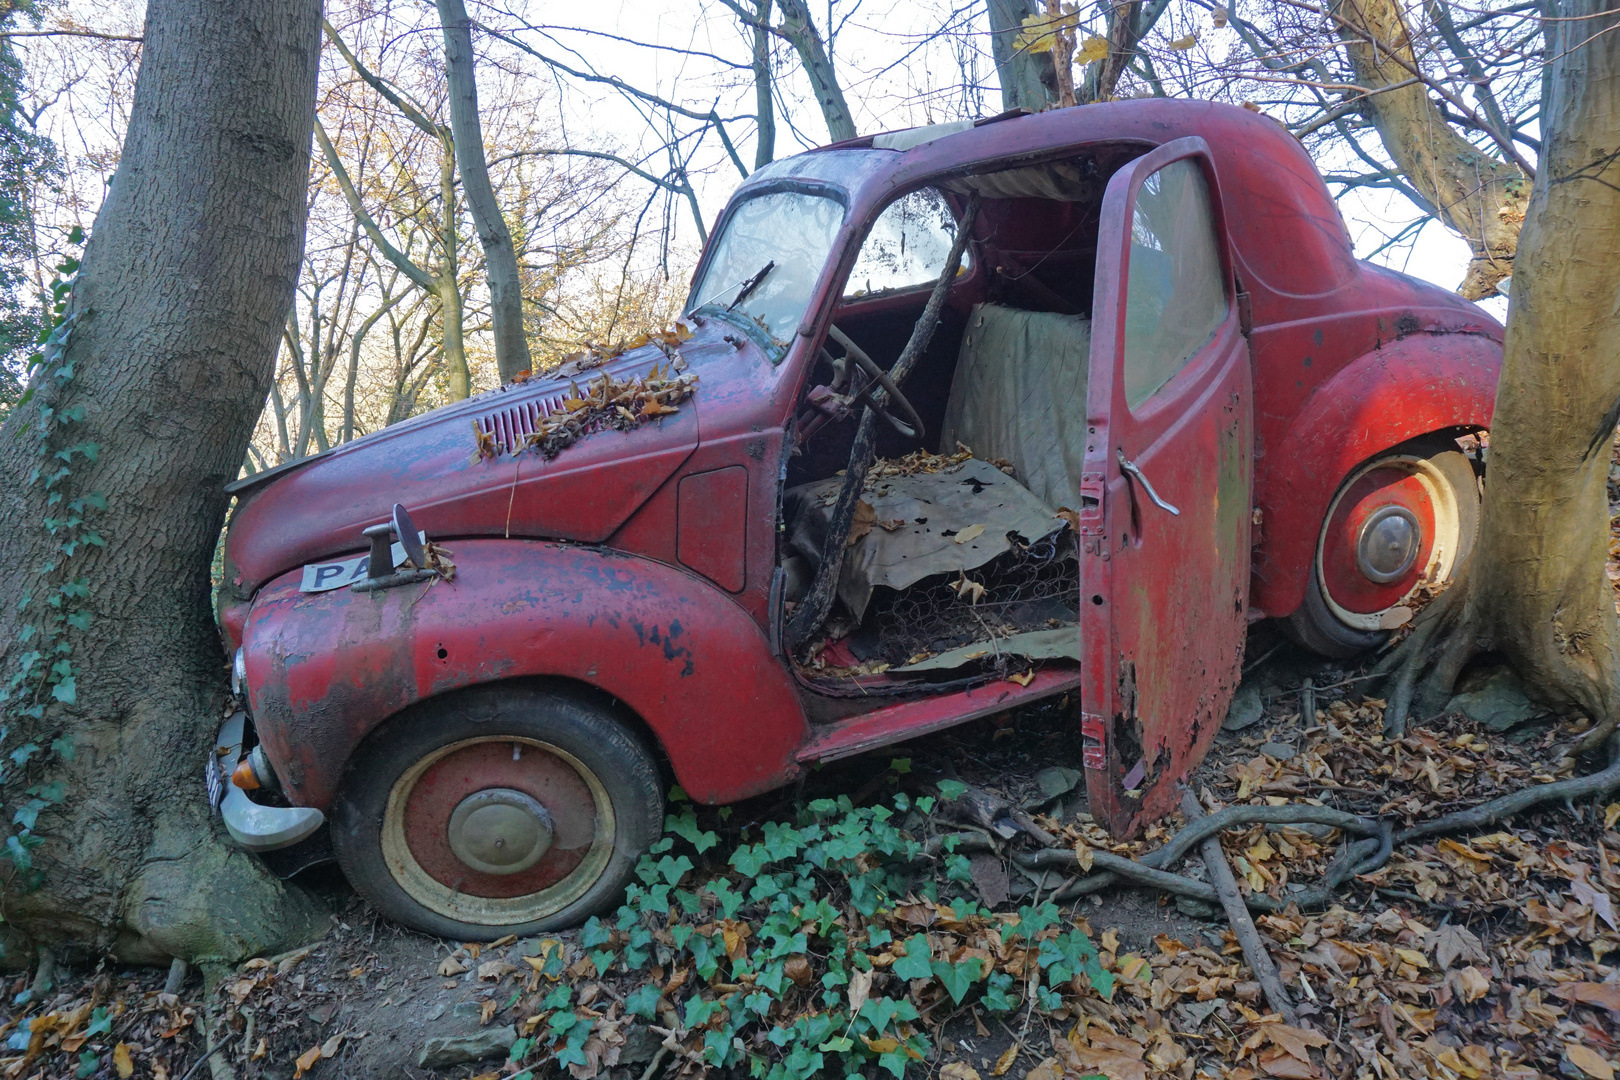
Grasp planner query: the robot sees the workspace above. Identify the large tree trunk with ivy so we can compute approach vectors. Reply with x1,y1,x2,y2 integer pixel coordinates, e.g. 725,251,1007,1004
1379,0,1620,754
0,0,326,963
1332,0,1531,300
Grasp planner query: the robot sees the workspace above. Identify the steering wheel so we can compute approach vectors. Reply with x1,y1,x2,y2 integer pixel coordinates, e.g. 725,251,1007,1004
826,324,926,441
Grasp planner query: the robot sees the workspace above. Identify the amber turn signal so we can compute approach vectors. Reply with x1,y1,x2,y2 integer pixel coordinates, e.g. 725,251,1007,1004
231,758,260,790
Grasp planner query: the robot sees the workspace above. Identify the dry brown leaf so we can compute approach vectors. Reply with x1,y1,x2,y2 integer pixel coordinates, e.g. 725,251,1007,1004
437,956,468,977
1569,1044,1616,1080
847,968,873,1015
1453,965,1491,1003
991,1044,1019,1076
784,955,813,986
953,523,986,544
321,1032,344,1057
1024,1056,1063,1080
113,1043,135,1079
294,1044,322,1078
1554,982,1620,1011
848,500,877,546
481,999,499,1024
1168,32,1198,48
940,1063,982,1080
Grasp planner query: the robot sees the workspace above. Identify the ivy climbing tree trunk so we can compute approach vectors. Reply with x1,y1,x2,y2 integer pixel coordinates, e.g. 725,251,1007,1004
1378,0,1620,757
0,0,326,962
1332,0,1531,299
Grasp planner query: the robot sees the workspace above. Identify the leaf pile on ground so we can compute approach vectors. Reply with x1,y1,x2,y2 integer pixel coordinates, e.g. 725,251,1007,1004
0,965,204,1079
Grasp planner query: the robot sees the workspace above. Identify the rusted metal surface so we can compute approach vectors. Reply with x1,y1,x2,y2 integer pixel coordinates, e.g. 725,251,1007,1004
1079,137,1254,836
243,539,808,809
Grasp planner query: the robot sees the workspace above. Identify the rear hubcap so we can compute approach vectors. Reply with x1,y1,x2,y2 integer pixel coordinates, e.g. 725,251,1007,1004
1355,505,1421,584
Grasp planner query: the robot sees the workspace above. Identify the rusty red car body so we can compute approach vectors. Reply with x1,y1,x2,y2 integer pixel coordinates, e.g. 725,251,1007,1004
217,99,1500,930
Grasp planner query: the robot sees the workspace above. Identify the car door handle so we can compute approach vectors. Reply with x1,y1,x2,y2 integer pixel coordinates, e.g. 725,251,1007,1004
1117,450,1180,516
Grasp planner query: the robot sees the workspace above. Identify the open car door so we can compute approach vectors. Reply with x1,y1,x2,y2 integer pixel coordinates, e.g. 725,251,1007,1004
1078,137,1253,837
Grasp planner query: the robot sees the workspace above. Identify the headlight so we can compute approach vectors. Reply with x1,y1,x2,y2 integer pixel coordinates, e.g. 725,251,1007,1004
231,648,246,697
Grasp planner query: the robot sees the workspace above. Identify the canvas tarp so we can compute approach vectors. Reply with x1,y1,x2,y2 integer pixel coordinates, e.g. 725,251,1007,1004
939,303,1091,512
784,457,1064,622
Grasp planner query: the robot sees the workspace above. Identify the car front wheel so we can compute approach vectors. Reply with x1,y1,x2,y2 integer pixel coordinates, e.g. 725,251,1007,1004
1288,434,1481,659
331,684,663,940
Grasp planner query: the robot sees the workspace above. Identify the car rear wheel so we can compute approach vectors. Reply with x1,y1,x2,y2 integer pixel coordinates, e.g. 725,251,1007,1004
331,684,663,939
1288,435,1481,659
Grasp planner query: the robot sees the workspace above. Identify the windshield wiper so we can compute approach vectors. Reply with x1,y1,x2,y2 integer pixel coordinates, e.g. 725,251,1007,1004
727,261,775,311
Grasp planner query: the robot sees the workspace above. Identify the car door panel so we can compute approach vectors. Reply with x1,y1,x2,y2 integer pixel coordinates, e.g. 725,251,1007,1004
1080,137,1254,837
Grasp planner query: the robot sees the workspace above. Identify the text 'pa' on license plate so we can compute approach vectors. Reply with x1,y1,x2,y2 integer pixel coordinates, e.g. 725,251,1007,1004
299,533,424,593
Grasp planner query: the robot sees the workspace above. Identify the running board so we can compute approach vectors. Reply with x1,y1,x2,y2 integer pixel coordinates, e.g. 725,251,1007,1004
795,668,1083,765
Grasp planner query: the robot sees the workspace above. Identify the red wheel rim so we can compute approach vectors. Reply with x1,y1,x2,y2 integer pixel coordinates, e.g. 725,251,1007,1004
1319,465,1437,615
381,737,615,925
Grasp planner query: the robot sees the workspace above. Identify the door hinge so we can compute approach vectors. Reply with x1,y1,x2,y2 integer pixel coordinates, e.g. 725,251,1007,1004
1081,712,1108,770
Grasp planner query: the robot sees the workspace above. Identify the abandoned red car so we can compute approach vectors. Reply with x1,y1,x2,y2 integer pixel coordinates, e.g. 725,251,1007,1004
211,99,1501,938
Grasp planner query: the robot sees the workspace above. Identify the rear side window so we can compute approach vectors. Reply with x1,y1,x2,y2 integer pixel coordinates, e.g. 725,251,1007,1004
1122,160,1227,410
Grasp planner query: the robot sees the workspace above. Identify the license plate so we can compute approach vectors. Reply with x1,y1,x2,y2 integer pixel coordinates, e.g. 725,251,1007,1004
299,533,424,593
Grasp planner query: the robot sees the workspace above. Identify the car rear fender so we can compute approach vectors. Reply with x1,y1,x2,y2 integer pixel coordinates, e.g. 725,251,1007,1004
1251,331,1499,619
242,539,808,810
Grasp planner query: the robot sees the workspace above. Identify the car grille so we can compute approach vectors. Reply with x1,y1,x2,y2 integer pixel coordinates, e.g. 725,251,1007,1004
475,393,569,453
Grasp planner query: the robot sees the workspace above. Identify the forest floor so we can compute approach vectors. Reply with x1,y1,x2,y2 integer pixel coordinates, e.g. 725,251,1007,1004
3,621,1616,1080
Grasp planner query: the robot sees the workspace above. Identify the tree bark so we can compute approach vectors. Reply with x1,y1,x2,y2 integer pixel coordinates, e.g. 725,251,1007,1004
1332,0,1530,299
436,0,532,384
775,0,857,142
0,0,326,960
985,0,1058,112
1381,0,1620,750
751,0,776,169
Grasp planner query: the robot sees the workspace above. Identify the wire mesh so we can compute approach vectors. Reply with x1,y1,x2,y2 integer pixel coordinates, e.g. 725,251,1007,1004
863,529,1079,670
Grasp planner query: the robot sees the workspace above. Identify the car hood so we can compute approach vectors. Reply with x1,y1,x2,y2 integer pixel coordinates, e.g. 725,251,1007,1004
224,316,776,596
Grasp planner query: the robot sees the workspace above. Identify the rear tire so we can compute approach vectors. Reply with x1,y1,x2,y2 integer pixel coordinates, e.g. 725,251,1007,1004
331,684,663,940
1287,435,1481,659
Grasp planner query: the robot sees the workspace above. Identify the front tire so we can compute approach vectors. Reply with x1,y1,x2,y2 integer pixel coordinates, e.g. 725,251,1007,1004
331,684,663,939
1287,435,1481,658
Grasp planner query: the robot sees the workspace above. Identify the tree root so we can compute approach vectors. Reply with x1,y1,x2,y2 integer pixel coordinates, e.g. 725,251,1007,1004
1396,734,1620,842
1372,571,1477,737
1181,792,1301,1027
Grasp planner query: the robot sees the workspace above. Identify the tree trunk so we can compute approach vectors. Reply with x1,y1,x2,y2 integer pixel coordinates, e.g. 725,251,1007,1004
1332,0,1530,299
438,147,470,400
985,0,1057,112
0,0,326,961
775,0,857,142
751,0,776,169
1381,0,1620,752
436,0,532,384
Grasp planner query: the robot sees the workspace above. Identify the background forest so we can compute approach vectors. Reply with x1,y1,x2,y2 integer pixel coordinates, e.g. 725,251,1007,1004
0,0,1535,464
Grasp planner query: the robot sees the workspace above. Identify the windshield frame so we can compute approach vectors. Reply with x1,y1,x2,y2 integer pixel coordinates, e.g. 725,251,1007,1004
685,179,851,360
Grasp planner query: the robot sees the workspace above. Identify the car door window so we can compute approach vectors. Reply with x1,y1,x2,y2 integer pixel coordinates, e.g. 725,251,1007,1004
1122,160,1227,409
845,188,967,299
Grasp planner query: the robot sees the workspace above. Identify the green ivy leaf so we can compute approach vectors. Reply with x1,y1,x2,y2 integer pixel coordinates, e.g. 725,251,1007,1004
49,676,74,705
890,935,933,981
936,779,968,801
657,854,694,886
624,983,661,1020
580,916,612,948
49,736,73,762
931,958,982,1004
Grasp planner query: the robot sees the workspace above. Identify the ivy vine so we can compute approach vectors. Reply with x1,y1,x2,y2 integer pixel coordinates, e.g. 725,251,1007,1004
0,224,94,891
501,782,1113,1080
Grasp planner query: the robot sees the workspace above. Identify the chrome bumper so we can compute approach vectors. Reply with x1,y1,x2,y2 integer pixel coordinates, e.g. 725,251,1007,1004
211,711,325,851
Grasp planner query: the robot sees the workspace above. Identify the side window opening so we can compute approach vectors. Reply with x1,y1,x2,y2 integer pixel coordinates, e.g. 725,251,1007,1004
843,188,967,300
1122,159,1227,410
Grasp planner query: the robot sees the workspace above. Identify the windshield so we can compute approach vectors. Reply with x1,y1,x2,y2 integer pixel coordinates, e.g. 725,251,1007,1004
689,190,844,343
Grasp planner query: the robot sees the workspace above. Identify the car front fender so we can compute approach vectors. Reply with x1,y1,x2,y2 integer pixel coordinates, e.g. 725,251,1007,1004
1252,331,1499,619
243,539,808,810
